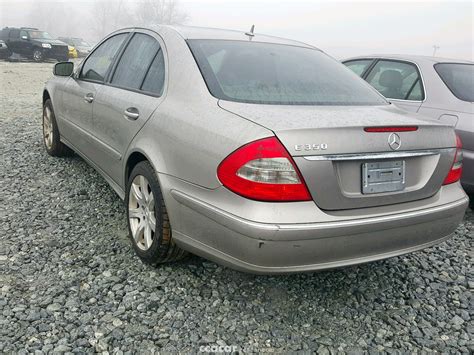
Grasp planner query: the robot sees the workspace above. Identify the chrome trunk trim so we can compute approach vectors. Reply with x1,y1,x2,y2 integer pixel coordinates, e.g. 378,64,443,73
303,148,454,161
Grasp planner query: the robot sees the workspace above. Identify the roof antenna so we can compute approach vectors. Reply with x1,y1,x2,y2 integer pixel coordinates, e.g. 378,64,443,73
245,24,255,39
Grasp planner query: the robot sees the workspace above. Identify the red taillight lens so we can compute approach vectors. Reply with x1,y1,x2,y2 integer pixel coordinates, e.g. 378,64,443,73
443,134,463,185
217,137,312,202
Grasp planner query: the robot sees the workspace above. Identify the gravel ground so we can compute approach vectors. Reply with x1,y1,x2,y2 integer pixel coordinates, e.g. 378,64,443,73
1,61,473,353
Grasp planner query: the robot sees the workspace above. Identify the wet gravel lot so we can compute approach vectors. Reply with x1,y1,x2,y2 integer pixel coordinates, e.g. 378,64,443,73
1,61,473,353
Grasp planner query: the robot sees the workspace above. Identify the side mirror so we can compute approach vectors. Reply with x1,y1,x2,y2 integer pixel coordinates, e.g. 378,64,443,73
54,62,74,76
21,35,28,40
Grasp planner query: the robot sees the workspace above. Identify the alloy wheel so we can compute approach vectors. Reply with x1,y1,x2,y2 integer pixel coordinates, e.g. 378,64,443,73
43,106,54,149
33,50,42,61
128,175,156,251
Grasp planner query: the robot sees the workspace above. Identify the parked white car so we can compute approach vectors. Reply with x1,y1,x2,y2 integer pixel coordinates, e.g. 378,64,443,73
343,55,473,193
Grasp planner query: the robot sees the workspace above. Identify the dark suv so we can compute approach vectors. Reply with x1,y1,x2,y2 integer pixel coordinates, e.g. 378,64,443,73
0,27,68,62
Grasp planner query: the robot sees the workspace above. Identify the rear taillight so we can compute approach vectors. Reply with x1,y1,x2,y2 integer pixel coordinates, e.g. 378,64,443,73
443,134,463,185
217,137,311,202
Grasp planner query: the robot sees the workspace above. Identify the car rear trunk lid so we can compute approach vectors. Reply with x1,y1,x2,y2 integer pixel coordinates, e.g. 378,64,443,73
219,101,457,210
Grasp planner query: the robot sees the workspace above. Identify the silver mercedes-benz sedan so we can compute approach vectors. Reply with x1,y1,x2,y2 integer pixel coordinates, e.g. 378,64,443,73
342,55,474,194
42,26,468,274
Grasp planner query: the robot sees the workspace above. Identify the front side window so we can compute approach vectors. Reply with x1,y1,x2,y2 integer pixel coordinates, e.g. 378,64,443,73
111,33,160,91
344,59,373,77
435,63,474,102
365,60,424,101
20,30,28,39
80,33,128,82
188,40,387,106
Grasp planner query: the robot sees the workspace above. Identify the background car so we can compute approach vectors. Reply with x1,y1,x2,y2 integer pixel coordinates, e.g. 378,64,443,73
0,39,11,59
42,27,467,274
58,37,92,57
343,55,474,194
67,45,78,59
0,27,68,62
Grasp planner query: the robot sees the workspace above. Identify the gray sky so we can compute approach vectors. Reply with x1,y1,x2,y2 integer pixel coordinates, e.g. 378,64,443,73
1,0,472,60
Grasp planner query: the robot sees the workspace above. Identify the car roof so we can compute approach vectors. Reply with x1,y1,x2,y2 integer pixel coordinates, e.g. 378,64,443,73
343,54,473,65
143,24,318,49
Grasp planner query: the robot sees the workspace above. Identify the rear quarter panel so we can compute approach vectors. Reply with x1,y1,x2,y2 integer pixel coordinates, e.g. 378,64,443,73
124,27,272,190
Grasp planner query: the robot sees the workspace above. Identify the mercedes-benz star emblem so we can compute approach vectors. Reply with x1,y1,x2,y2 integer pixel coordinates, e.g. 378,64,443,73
388,133,401,150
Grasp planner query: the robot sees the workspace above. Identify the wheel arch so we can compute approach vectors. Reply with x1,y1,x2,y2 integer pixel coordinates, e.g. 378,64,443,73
43,89,51,105
124,149,163,189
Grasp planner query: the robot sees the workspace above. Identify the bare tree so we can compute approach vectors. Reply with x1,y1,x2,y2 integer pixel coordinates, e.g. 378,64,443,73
27,2,69,36
92,0,130,39
133,0,189,26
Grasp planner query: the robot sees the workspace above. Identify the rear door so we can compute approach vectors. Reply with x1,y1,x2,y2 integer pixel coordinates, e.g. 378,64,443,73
364,59,425,112
7,29,21,53
91,30,167,184
59,32,129,158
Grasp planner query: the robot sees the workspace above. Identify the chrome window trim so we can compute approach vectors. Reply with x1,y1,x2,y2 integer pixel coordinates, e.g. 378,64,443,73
302,148,453,161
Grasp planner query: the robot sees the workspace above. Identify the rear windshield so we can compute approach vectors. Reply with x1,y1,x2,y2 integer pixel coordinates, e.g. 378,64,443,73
434,63,474,102
188,40,387,106
72,38,90,47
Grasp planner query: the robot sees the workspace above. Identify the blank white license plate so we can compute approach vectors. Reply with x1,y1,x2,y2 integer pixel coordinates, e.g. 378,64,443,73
362,160,406,194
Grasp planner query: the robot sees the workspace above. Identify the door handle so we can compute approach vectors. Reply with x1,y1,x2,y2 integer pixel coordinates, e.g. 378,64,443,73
124,107,140,120
84,93,94,103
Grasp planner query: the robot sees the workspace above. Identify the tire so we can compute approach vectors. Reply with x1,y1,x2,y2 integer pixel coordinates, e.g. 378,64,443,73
33,49,43,62
126,161,187,265
42,99,72,156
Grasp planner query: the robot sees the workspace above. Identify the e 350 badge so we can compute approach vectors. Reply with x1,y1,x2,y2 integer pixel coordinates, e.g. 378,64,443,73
294,143,328,151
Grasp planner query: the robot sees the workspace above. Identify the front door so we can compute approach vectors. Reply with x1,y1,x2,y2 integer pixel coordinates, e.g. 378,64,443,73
58,32,130,164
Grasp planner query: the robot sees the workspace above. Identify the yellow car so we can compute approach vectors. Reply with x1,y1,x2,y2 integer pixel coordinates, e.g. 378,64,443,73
67,45,78,59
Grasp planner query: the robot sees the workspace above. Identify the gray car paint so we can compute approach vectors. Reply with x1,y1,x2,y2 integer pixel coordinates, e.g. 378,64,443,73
343,55,474,193
43,26,469,273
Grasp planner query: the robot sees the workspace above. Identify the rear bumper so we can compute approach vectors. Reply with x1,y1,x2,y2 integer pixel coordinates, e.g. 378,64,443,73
167,181,468,274
461,148,474,193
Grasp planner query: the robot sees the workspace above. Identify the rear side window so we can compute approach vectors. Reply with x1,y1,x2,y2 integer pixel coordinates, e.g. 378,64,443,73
9,29,20,39
111,33,160,91
141,49,166,95
80,33,128,82
365,60,424,101
435,63,474,102
343,59,373,77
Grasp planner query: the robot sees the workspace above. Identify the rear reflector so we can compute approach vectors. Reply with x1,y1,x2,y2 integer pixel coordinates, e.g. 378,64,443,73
364,126,418,132
217,137,312,202
443,134,463,185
